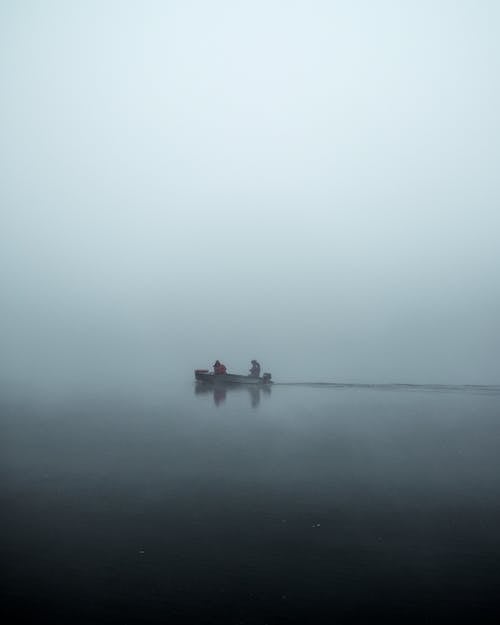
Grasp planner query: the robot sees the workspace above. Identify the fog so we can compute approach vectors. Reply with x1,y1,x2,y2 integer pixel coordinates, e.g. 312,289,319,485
1,1,499,392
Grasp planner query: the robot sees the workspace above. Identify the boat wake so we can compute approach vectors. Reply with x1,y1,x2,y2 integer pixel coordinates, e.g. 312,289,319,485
273,382,500,394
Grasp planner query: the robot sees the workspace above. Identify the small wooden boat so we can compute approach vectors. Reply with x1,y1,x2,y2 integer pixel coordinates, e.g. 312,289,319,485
195,369,272,385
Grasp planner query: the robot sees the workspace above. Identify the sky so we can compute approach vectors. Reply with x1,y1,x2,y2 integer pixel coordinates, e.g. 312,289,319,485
1,0,499,390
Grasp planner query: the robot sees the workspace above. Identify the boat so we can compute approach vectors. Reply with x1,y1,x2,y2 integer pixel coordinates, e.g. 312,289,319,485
195,369,272,385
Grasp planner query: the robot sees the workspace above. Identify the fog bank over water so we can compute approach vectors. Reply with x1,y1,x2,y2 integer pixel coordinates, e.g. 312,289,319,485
1,1,499,391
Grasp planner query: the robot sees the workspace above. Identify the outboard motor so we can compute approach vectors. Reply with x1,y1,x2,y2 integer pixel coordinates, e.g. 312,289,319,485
262,372,272,384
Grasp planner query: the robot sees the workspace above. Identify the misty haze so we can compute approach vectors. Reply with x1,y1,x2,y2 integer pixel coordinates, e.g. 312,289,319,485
1,1,500,624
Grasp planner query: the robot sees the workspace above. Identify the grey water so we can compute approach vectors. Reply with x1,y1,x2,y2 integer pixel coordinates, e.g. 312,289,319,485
2,383,500,624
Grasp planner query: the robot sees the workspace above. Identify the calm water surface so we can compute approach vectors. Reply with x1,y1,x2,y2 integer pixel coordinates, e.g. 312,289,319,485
2,383,500,624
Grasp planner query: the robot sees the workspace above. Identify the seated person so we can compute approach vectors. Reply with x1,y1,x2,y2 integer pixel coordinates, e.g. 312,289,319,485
249,360,261,377
213,360,227,375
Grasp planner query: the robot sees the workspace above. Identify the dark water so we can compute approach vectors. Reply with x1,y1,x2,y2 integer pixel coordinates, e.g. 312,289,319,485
2,383,500,624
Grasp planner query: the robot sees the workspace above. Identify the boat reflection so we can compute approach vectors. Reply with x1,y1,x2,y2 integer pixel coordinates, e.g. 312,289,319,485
194,382,271,408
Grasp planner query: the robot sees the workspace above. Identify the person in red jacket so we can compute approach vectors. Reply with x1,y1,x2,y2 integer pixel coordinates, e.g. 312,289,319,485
213,360,227,375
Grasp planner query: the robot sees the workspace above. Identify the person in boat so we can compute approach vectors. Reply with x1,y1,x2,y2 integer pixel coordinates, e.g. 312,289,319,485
213,360,227,375
249,360,261,377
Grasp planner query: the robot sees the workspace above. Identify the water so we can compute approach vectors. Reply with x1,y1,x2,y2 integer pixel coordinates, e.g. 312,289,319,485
2,383,500,624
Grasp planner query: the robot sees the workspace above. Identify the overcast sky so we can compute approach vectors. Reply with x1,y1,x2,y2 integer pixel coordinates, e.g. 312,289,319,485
1,0,499,388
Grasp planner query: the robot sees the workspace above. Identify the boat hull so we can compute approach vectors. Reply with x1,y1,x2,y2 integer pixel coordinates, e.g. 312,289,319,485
195,370,272,385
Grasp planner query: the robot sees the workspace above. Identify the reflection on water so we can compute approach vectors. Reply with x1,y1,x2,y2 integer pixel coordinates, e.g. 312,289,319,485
3,384,500,625
194,381,272,407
